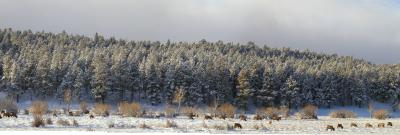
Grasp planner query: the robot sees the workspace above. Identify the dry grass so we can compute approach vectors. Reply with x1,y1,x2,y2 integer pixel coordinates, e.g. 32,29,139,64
92,103,111,117
329,110,357,118
29,101,48,117
57,119,70,126
217,103,236,118
165,106,176,118
31,116,45,127
296,104,318,119
373,109,389,120
79,101,89,114
118,102,141,117
0,98,18,113
165,120,178,128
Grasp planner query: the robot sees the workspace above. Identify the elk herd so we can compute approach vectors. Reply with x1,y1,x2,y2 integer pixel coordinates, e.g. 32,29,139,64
326,122,394,131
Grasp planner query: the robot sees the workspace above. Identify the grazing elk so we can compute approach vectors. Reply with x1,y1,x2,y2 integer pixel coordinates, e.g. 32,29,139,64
218,114,227,120
1,111,17,118
326,125,335,131
337,124,344,129
233,123,242,129
365,123,373,128
387,122,393,127
271,116,281,121
52,111,58,117
253,114,263,120
239,114,247,121
204,115,213,120
89,114,95,119
350,123,358,127
268,120,272,125
68,111,74,116
378,123,385,128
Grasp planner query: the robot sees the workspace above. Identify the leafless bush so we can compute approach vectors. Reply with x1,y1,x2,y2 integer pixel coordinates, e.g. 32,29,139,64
31,116,45,127
373,109,389,120
79,101,89,114
57,119,70,126
30,101,48,117
92,103,111,117
46,118,53,125
329,110,357,118
217,103,236,118
118,102,141,117
257,107,280,118
0,98,18,113
165,106,176,118
165,120,178,128
296,104,318,119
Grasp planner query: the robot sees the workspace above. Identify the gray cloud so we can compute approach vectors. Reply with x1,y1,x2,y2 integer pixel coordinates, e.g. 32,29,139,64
0,0,399,64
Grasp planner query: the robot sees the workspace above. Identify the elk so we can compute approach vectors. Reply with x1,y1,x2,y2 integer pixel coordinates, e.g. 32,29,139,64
387,122,393,127
365,123,373,128
350,123,358,127
233,123,242,129
337,124,344,129
378,123,385,128
326,125,335,131
239,114,247,121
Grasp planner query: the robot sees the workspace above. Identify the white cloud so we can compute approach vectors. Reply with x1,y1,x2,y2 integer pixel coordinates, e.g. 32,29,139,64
0,0,399,63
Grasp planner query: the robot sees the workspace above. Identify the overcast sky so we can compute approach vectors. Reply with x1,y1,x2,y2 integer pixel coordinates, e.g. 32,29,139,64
0,0,399,64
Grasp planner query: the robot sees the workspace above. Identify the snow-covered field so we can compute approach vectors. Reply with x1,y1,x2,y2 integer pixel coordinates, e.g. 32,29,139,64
0,100,399,134
0,113,399,134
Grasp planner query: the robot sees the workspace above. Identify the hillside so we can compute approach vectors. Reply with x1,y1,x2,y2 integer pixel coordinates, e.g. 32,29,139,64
0,28,399,110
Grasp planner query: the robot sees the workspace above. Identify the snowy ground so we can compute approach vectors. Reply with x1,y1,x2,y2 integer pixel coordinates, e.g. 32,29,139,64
0,113,399,134
0,100,399,134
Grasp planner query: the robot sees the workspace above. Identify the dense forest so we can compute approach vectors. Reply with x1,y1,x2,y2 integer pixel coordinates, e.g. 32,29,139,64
0,28,399,110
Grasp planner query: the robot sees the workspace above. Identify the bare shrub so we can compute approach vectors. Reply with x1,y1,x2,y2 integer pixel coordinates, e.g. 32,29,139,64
31,116,45,127
258,107,280,118
165,120,178,128
165,106,176,118
373,109,389,120
92,103,111,117
0,98,18,113
118,102,141,117
329,110,357,118
57,119,70,126
296,104,318,119
79,101,89,114
46,118,53,125
30,101,48,117
217,103,236,118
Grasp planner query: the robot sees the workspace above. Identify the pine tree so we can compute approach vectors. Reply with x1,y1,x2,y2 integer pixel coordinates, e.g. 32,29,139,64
236,69,251,111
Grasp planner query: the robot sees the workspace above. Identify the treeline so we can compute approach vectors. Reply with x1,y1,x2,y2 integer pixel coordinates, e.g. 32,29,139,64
0,28,399,110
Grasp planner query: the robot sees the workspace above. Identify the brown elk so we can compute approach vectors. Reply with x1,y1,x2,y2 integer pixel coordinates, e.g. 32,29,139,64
365,123,373,128
350,123,358,127
204,115,213,120
89,114,95,119
337,124,343,129
387,122,393,127
1,111,17,118
219,114,227,120
233,123,242,129
326,125,335,131
378,123,385,128
239,114,247,121
253,114,263,120
271,116,281,121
